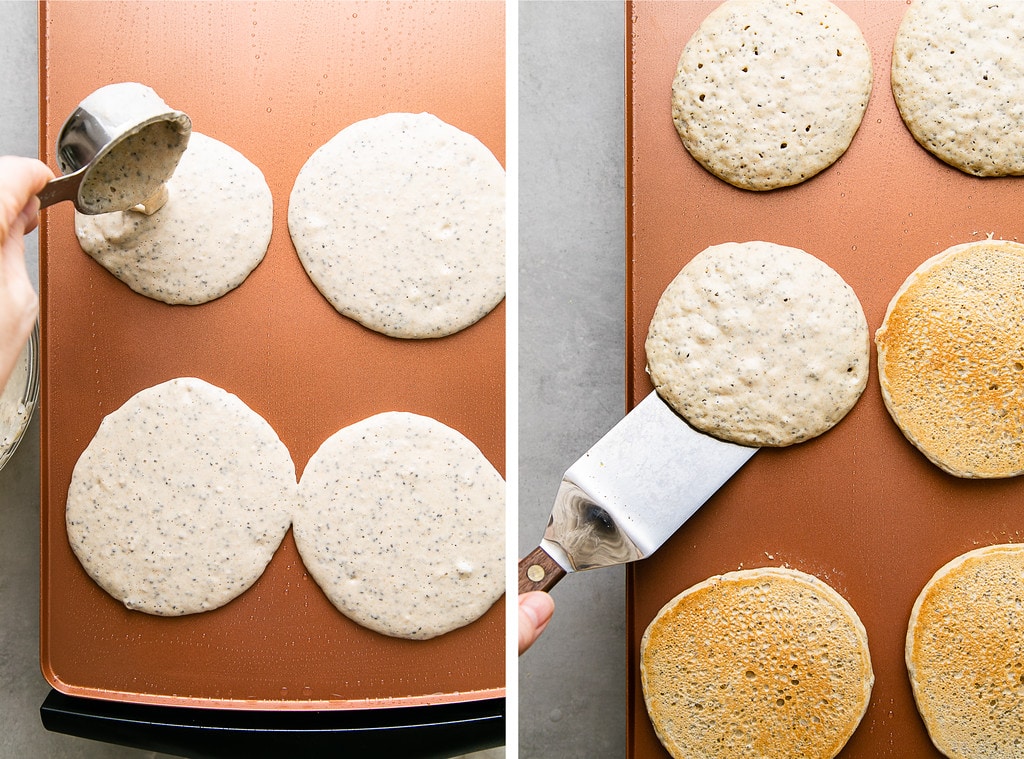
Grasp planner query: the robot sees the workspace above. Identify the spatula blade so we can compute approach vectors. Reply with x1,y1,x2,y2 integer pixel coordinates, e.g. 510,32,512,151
519,391,756,592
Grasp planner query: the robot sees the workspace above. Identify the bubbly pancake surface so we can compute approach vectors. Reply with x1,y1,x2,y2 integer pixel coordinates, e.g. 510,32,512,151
892,0,1024,176
65,378,296,616
671,0,872,190
640,567,873,759
645,241,869,447
294,411,505,640
907,544,1024,759
875,239,1024,477
75,132,272,305
288,112,505,338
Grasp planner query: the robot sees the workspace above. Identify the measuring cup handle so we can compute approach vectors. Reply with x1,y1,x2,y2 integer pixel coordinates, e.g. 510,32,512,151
37,169,84,210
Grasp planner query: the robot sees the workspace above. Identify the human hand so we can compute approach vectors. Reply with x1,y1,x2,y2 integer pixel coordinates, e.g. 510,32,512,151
518,591,555,655
0,156,53,388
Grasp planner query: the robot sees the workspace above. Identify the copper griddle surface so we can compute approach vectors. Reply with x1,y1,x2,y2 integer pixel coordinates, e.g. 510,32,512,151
39,1,504,709
627,2,1024,757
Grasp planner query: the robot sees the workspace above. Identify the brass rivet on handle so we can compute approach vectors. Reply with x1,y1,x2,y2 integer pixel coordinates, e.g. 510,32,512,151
527,564,546,582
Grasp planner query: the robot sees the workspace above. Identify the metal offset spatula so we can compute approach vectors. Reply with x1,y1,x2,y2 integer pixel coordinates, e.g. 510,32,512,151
518,390,757,593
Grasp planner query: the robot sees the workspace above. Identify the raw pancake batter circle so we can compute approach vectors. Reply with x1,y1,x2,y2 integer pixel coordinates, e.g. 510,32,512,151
892,0,1024,176
641,567,873,759
75,132,273,305
907,544,1024,759
288,112,505,338
671,0,873,191
645,241,869,447
294,412,505,640
66,378,296,616
875,239,1024,478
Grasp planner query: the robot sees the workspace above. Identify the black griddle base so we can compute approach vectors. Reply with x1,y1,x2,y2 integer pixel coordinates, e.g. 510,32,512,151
41,689,504,758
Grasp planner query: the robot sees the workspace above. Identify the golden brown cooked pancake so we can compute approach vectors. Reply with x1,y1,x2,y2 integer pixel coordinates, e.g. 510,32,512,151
907,544,1024,758
640,567,873,759
875,239,1024,477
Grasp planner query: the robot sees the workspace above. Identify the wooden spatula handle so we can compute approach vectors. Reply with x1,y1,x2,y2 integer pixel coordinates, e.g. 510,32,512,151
518,546,566,593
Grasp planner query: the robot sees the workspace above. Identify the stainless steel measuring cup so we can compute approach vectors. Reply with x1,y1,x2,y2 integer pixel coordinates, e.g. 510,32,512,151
37,82,191,215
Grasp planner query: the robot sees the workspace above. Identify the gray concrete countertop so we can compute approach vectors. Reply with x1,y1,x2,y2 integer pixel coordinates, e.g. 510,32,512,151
518,2,627,758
